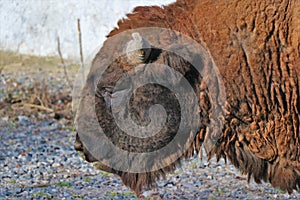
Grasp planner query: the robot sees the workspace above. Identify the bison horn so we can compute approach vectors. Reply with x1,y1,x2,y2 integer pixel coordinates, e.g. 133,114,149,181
126,32,151,65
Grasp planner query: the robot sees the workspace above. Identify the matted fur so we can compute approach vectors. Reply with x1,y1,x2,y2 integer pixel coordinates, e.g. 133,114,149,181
75,0,300,195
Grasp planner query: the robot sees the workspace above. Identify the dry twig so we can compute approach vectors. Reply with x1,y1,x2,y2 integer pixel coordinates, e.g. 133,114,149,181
0,66,4,74
14,103,54,113
77,18,84,69
57,37,72,90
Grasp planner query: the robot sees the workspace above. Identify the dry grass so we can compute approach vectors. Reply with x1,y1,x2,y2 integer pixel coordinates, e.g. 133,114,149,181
0,50,79,75
0,50,78,123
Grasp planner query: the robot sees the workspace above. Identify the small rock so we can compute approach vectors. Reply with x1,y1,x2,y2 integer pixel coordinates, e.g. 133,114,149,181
17,116,30,124
52,162,61,168
1,117,9,121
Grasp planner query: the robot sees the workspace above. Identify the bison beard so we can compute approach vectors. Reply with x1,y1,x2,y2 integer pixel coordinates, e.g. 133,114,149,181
74,0,300,196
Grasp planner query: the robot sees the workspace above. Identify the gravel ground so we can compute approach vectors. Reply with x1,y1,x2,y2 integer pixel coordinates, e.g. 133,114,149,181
1,53,299,199
1,118,299,199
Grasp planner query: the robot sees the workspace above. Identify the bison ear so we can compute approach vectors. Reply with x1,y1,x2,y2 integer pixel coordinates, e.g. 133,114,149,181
126,32,152,65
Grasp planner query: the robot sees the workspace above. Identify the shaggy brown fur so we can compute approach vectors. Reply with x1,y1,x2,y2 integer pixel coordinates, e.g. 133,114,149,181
75,0,300,195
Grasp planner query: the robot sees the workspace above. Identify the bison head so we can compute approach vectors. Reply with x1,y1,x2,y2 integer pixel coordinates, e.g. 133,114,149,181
74,28,226,195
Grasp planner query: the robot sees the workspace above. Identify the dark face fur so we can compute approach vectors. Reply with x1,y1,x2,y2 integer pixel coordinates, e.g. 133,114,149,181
75,39,211,195
95,46,205,152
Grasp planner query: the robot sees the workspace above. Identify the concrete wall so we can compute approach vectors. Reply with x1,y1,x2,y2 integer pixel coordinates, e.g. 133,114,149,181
0,0,174,59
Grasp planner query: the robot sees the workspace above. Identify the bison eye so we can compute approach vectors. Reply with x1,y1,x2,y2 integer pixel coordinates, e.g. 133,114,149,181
96,86,131,108
97,86,113,98
95,86,113,107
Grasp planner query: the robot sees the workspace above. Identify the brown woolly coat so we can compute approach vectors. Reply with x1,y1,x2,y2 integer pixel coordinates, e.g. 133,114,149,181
75,0,300,195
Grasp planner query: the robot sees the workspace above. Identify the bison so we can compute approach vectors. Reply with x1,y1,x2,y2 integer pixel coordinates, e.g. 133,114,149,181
74,0,300,196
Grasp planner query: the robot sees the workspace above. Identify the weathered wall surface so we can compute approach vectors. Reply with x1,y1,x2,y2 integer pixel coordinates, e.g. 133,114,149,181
0,0,174,59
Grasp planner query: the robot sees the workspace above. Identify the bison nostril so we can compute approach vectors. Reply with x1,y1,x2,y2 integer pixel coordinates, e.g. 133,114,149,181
74,133,83,151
